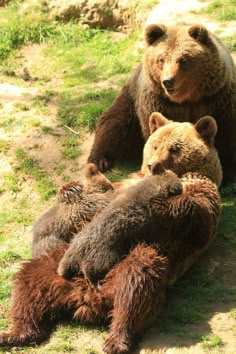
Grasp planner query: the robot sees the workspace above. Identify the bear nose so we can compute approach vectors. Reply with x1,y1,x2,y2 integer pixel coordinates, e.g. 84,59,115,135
151,162,165,175
162,78,175,88
147,162,152,172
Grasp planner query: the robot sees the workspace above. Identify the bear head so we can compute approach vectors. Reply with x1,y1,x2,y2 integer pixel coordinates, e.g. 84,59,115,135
141,112,223,187
144,23,232,103
84,163,114,193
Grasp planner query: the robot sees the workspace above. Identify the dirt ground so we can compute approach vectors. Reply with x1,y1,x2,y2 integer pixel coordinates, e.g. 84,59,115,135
0,0,235,353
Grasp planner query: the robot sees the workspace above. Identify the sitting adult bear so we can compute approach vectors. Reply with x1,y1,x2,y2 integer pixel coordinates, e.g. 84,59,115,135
58,112,222,282
0,113,222,354
88,23,236,184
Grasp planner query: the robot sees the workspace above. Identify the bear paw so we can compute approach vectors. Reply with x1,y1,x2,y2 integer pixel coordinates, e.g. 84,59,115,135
88,156,112,173
57,251,81,279
150,170,183,199
103,331,134,354
58,181,83,203
163,170,183,197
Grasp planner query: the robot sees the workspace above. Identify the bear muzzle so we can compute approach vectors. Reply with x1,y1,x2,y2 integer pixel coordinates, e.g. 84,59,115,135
148,161,165,175
162,77,175,89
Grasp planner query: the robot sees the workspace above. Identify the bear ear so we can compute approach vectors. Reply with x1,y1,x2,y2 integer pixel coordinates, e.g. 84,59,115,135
188,24,210,45
194,116,217,144
145,24,166,45
149,112,170,134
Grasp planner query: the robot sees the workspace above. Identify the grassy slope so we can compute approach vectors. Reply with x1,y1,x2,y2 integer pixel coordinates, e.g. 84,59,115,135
0,1,236,353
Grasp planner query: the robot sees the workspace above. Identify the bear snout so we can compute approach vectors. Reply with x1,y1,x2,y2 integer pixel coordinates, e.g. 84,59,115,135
147,162,152,172
162,77,175,89
150,162,165,175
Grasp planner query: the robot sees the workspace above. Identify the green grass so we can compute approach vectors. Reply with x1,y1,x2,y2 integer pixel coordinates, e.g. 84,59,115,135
14,102,30,111
222,35,236,52
0,1,101,60
61,136,82,159
230,308,236,319
14,148,57,200
218,198,236,247
0,140,9,153
203,0,236,21
157,272,236,334
0,115,22,130
2,173,19,193
105,163,139,183
201,334,224,350
221,35,236,52
41,125,55,134
0,204,33,226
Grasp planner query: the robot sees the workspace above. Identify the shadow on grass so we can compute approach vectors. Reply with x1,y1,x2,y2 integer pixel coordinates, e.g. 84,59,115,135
139,198,236,352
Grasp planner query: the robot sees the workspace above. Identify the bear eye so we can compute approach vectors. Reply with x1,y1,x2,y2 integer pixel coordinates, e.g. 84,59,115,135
179,57,190,66
169,145,180,154
153,146,157,151
158,57,165,65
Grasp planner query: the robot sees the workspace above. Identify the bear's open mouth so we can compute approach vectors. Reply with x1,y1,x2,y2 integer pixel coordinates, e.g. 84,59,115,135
166,88,179,95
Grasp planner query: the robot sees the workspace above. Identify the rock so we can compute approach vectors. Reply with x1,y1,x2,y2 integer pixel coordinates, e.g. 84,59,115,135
47,0,151,29
47,0,122,28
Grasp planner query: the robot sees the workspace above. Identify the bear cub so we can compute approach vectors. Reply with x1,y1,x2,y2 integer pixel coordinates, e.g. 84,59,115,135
32,163,114,258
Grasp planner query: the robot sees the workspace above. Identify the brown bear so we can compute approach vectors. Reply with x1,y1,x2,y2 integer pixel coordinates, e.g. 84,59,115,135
58,170,183,282
58,113,222,282
0,113,221,354
32,163,114,258
88,23,236,183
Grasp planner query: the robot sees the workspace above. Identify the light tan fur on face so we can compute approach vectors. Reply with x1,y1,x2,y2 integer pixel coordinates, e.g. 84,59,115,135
144,25,231,103
141,112,222,187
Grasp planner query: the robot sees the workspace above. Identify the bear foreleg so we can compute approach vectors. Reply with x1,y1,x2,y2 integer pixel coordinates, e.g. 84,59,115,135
88,85,144,172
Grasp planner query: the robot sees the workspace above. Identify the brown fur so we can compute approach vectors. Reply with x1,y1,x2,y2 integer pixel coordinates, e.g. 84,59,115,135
0,244,168,352
88,24,236,183
57,170,183,282
141,112,222,187
0,174,220,352
58,114,222,282
32,163,114,258
0,115,221,353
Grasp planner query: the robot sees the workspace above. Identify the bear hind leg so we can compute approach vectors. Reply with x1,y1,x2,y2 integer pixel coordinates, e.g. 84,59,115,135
103,243,168,354
0,247,76,347
0,323,48,347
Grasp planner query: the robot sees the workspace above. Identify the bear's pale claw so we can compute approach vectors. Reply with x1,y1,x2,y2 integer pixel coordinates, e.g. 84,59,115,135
88,156,111,173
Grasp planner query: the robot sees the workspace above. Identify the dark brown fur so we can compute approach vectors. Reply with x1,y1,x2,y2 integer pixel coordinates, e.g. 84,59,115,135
57,170,183,282
0,115,222,353
58,115,222,282
0,174,220,353
32,164,114,258
88,24,236,183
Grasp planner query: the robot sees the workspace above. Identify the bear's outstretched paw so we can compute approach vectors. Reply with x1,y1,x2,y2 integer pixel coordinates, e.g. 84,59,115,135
103,331,135,354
